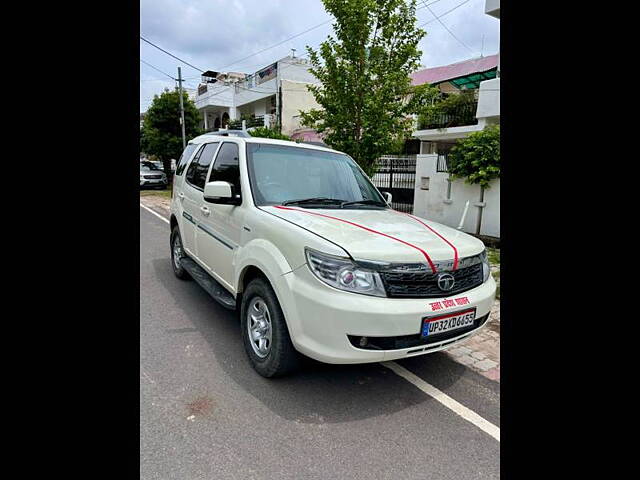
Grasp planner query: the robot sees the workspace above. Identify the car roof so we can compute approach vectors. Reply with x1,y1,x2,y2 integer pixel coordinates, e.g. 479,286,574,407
188,133,341,155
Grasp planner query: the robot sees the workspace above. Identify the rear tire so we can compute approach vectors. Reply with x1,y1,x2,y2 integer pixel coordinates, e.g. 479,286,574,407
241,277,299,377
170,226,191,280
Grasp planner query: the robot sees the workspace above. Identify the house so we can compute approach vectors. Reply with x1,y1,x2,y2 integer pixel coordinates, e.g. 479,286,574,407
194,55,320,135
411,0,500,239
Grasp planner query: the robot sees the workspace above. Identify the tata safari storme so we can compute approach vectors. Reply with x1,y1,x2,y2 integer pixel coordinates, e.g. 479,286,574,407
169,132,496,377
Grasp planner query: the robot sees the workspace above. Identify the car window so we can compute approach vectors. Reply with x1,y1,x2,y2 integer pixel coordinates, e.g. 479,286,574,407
208,142,241,195
246,144,383,206
175,144,198,176
140,161,160,171
186,142,219,190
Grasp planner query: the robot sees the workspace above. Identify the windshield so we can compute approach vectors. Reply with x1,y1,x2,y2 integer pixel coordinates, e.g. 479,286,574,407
246,143,385,207
140,162,160,171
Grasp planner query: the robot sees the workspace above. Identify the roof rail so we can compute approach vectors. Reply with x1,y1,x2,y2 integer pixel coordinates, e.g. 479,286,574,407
203,130,251,138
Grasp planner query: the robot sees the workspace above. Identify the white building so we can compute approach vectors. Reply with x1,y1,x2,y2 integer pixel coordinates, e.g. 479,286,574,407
411,0,500,239
194,55,320,135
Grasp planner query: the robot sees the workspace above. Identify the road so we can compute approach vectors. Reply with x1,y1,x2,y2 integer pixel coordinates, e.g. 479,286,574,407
140,205,500,480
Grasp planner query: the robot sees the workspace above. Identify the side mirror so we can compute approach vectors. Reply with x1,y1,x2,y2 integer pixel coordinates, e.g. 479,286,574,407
382,191,392,205
204,181,241,204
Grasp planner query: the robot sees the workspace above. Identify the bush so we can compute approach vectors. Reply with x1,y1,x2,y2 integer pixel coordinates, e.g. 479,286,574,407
248,127,292,140
448,124,500,188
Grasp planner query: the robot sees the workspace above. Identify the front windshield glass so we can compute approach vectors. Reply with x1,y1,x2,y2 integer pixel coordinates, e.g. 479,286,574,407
246,143,385,207
140,162,160,171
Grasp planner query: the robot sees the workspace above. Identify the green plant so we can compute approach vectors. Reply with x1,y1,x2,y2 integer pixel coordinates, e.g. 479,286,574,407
299,0,434,177
248,127,292,140
447,124,500,188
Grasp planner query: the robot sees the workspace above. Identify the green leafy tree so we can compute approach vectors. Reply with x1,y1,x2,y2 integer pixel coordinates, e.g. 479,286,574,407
448,124,500,188
300,0,436,176
141,88,203,177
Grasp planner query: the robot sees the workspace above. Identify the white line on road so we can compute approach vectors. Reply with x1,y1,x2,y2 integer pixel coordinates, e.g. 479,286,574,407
382,361,500,442
140,203,170,224
140,202,500,442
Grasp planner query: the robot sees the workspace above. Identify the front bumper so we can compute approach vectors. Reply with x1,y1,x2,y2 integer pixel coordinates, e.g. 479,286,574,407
277,264,497,364
140,178,167,187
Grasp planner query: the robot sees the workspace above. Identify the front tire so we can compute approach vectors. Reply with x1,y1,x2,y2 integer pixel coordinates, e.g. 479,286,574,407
170,226,190,280
241,277,299,377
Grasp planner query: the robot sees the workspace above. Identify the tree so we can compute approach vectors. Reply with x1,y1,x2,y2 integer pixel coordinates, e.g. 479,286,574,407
447,124,500,189
140,88,203,178
300,0,436,176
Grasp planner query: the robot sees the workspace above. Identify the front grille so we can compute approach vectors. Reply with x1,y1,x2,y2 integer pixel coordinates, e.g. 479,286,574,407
380,263,483,298
144,174,163,179
348,313,489,350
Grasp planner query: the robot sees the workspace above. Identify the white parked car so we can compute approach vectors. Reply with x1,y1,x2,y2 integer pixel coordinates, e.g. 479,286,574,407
169,132,496,377
140,161,167,189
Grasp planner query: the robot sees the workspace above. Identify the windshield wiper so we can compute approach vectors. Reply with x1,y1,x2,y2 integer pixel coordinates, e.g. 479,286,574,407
341,199,387,208
282,197,345,206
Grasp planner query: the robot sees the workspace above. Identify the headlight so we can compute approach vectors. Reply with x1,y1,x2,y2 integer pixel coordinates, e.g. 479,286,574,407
305,248,387,297
480,249,490,282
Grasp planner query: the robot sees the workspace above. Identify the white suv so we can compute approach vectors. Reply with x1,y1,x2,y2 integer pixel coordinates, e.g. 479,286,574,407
170,132,496,377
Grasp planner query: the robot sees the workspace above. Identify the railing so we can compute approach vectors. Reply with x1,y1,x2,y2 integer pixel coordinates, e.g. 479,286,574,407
436,154,449,173
246,115,264,128
419,101,478,130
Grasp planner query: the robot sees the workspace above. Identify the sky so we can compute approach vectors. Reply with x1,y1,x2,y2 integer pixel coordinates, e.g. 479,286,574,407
140,0,500,112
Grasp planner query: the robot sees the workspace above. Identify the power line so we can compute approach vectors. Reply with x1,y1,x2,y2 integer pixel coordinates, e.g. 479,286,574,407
140,59,176,80
140,36,204,72
219,19,332,70
421,1,476,55
418,0,473,28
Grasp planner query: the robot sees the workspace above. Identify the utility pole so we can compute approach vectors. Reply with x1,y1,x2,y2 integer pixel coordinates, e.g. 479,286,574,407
177,67,186,149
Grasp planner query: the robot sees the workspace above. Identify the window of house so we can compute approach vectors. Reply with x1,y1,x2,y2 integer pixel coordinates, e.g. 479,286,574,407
209,142,241,196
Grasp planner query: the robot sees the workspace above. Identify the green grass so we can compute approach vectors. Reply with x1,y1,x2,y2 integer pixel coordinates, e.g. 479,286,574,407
487,247,500,267
140,189,172,200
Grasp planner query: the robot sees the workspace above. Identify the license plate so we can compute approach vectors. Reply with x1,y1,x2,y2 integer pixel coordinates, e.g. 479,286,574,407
421,308,476,337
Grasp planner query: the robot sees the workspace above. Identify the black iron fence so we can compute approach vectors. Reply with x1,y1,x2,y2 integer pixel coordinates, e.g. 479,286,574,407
371,155,417,213
419,101,478,130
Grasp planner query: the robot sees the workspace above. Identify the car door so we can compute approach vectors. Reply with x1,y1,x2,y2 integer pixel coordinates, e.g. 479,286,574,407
181,142,220,258
197,141,244,290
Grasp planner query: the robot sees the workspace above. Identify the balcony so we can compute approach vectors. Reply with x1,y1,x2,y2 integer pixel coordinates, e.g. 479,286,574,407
418,101,478,130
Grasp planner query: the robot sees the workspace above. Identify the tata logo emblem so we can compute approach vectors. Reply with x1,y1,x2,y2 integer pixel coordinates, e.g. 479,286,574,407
436,272,456,291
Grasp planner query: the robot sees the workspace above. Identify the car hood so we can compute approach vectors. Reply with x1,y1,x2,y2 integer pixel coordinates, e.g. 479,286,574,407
263,206,485,266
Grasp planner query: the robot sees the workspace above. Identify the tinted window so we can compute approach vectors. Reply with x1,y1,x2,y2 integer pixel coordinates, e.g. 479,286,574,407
185,146,203,184
175,144,198,176
209,143,241,195
186,142,219,190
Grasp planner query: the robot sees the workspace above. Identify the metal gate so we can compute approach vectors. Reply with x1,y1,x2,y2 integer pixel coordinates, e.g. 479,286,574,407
371,155,416,213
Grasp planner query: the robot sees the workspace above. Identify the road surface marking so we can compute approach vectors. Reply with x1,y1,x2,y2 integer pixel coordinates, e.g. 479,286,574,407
140,202,500,442
382,361,500,442
140,203,170,224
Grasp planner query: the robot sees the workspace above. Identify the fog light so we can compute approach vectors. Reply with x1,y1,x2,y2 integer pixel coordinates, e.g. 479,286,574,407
359,336,368,347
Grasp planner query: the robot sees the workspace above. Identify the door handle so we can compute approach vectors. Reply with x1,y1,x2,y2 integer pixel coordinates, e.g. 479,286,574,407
200,206,210,216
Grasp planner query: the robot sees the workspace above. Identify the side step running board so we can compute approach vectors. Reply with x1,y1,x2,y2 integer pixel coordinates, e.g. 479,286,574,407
180,256,236,310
